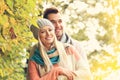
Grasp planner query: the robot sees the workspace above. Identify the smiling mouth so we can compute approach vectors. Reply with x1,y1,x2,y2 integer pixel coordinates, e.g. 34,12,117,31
55,29,61,32
46,37,53,40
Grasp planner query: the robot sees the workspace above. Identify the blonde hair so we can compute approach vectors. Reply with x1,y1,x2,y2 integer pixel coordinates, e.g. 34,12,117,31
38,31,69,73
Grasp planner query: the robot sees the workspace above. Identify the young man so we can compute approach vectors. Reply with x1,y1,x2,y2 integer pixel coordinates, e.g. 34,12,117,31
43,7,89,66
30,7,92,80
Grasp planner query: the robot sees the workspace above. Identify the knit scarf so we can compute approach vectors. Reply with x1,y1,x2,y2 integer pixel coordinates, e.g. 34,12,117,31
60,33,72,44
30,48,60,65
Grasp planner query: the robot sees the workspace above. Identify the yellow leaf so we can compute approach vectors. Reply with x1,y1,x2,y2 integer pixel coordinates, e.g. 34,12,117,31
0,69,3,77
0,0,7,14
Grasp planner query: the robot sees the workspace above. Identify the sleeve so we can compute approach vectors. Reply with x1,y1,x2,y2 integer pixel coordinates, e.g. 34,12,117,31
28,61,61,80
66,46,92,80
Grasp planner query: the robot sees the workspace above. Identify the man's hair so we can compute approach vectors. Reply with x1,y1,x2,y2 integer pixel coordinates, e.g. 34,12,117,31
43,7,59,19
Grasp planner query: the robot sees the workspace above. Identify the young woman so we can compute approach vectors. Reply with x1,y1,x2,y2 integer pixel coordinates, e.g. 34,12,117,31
28,18,91,80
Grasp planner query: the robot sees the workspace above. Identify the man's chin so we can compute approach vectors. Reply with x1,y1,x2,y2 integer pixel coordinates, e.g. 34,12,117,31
56,35,62,40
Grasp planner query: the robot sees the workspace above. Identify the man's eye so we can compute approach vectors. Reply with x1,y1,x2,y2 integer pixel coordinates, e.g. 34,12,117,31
51,21,56,24
59,20,62,23
51,22,55,24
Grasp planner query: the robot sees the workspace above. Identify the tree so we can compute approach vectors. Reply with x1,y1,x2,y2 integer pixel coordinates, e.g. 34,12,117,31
0,0,120,80
0,0,43,79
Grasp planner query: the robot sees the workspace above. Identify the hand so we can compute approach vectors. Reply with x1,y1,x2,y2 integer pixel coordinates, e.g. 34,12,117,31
56,67,76,80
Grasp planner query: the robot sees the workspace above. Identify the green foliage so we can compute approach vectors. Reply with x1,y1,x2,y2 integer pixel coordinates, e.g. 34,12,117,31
0,0,120,80
0,0,42,79
71,28,89,41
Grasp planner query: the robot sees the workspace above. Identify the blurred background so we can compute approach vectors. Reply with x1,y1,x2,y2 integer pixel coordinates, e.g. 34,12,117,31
0,0,120,80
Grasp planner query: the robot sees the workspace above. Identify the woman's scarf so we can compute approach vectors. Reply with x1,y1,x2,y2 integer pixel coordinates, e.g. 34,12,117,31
30,48,60,65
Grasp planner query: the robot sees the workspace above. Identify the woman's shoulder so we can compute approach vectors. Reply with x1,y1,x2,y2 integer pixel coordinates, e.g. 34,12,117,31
29,43,39,57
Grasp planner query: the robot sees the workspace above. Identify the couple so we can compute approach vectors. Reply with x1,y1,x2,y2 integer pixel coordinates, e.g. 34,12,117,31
27,7,92,80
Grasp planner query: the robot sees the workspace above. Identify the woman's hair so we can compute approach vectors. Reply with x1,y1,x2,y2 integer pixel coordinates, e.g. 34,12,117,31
43,7,59,19
38,30,68,73
37,18,56,72
38,34,53,72
36,18,69,73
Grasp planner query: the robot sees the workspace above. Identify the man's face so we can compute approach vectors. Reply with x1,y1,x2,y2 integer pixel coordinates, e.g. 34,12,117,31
47,13,63,40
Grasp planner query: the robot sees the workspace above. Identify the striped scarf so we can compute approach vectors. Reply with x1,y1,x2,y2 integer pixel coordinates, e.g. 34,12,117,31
30,48,60,65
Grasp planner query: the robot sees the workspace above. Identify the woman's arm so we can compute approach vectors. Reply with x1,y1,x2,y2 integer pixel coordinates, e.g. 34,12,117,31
28,61,59,80
28,60,76,80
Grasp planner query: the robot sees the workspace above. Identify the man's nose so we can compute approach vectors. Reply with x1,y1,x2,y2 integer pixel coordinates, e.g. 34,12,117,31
55,22,60,28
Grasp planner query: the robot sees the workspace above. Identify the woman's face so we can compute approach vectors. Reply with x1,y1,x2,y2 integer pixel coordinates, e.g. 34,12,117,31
39,26,55,46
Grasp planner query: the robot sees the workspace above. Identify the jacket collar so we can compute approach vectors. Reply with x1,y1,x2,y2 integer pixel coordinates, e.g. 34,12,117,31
60,33,72,44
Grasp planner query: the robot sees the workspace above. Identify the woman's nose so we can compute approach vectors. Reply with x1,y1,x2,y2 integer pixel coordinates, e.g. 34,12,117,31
46,31,50,35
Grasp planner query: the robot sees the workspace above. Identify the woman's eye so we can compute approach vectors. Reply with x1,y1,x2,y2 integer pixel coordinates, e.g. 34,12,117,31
49,29,52,31
40,31,45,33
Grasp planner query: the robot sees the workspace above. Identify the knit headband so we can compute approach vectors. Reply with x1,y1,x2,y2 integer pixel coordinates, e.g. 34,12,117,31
30,18,54,39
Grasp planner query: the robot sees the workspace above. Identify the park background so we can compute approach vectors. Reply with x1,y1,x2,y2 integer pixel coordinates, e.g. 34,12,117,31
0,0,120,80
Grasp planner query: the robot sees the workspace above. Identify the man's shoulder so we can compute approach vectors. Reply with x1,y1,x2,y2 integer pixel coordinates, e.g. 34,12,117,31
58,41,71,48
71,38,81,45
63,43,72,48
70,38,84,52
